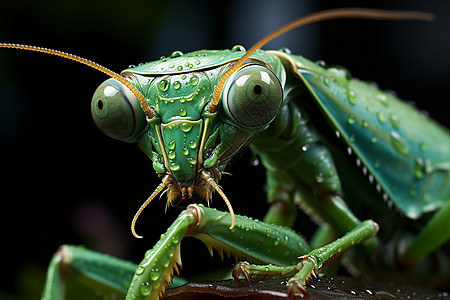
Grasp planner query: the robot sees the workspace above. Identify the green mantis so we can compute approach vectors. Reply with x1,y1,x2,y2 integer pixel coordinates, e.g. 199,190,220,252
1,6,450,300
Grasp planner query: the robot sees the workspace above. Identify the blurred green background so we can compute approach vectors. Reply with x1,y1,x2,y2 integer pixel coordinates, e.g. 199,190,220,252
1,0,449,298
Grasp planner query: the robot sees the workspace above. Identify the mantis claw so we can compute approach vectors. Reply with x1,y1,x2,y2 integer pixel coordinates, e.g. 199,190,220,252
232,262,252,286
287,278,310,300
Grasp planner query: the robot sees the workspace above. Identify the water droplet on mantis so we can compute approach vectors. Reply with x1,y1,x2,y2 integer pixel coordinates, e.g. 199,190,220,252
135,266,145,275
140,282,151,296
170,50,183,58
169,163,180,171
173,81,181,90
150,268,160,281
168,140,176,150
315,172,324,183
179,108,187,116
376,93,388,107
347,115,355,125
158,79,169,92
182,147,189,156
188,140,197,149
189,75,199,86
180,122,193,132
376,112,386,123
347,89,357,104
390,131,409,155
414,157,426,179
323,76,331,86
389,113,400,128
231,45,246,52
168,151,176,160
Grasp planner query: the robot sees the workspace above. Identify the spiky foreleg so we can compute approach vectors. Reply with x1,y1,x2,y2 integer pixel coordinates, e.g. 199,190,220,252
126,206,198,300
231,220,378,299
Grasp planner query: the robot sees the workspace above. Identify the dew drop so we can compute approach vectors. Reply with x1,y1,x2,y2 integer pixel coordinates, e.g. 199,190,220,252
168,150,176,160
168,140,176,150
390,131,409,155
182,147,189,156
315,60,327,68
376,112,386,123
173,81,181,90
315,172,324,183
169,163,180,171
168,63,175,68
177,65,183,71
188,140,197,149
158,79,169,92
347,116,355,125
278,47,292,54
414,158,425,179
323,76,331,87
140,282,151,296
376,93,388,107
250,156,260,166
187,76,198,87
150,268,160,281
389,113,400,128
135,266,145,275
347,89,357,104
231,45,246,52
179,108,187,117
180,122,193,132
170,50,183,58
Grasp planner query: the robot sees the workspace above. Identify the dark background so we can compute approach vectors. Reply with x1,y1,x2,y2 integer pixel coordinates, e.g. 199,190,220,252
1,0,449,298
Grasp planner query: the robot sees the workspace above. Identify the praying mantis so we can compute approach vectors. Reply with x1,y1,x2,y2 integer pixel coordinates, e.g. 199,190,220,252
0,2,450,300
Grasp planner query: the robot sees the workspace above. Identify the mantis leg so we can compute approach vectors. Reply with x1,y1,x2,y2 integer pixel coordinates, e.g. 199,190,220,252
263,170,298,227
41,245,138,300
232,219,379,299
128,204,311,299
401,200,450,265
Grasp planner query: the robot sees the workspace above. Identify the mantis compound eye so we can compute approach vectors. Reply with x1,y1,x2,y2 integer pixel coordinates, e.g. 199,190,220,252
222,65,283,128
91,79,148,142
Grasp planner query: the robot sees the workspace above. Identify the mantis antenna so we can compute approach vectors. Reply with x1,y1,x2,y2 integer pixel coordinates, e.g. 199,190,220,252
0,43,153,119
208,7,435,112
